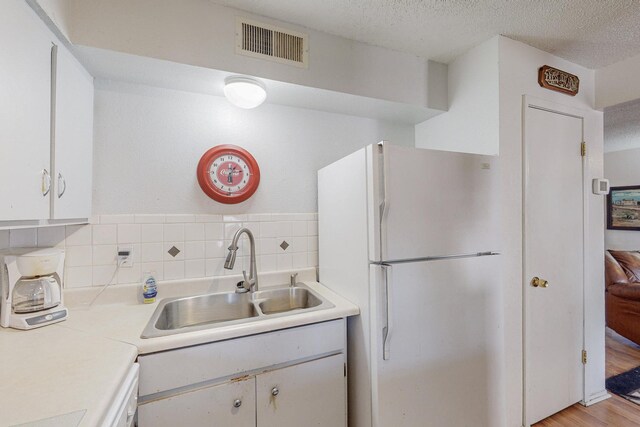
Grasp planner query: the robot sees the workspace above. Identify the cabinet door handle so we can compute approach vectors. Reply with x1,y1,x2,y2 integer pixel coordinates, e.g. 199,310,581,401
57,172,66,198
41,169,51,196
271,386,279,396
233,398,242,408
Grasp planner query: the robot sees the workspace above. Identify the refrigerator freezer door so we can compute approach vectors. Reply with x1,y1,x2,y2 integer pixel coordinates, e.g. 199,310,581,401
369,144,500,262
370,256,505,427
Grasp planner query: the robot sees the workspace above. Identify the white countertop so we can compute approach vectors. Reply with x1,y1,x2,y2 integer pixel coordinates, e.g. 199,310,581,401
0,268,359,426
0,326,137,427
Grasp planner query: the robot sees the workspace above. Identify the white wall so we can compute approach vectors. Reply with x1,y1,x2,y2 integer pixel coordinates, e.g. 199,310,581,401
415,37,499,155
603,99,640,153
498,36,604,425
36,0,446,110
93,79,414,215
596,51,640,109
604,148,640,250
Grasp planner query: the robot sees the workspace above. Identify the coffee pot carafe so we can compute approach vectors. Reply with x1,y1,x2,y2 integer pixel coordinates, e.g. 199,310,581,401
12,276,61,313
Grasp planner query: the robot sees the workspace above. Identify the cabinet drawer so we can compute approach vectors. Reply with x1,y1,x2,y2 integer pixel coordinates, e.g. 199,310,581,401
139,319,345,396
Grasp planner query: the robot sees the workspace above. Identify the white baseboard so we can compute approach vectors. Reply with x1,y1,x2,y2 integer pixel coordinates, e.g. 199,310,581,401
580,389,611,406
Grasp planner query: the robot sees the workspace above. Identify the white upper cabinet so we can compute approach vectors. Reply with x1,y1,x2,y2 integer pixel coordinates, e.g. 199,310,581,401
0,1,93,226
52,46,94,219
0,1,53,221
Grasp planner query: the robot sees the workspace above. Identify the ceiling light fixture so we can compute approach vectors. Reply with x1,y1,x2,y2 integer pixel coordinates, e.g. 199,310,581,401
223,76,267,109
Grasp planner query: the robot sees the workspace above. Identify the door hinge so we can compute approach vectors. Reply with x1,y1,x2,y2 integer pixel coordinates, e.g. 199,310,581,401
582,350,587,365
581,142,587,157
344,363,347,377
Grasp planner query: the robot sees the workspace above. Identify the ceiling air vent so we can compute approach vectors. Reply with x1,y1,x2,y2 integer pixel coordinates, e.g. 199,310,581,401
236,18,308,68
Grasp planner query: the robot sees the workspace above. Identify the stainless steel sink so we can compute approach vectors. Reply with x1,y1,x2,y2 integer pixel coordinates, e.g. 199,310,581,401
253,287,323,315
154,292,258,330
141,284,334,338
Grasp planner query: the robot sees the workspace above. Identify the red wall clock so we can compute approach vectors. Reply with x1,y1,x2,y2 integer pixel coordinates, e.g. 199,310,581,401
197,145,260,204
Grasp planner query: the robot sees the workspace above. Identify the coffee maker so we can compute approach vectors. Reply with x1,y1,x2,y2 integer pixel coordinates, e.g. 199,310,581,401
0,248,67,330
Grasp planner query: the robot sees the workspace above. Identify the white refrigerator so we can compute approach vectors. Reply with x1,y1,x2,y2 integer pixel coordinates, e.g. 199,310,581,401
318,143,505,427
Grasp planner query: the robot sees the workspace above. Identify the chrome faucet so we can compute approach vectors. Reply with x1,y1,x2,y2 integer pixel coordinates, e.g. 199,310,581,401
224,228,258,293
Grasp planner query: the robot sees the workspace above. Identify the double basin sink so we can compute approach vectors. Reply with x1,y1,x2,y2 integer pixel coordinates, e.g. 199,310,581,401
141,284,334,338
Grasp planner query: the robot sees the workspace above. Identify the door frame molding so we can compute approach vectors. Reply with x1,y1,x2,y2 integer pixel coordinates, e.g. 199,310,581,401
521,95,589,426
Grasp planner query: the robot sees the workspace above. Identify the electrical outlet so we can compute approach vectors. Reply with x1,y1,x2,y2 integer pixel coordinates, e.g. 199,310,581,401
117,246,133,268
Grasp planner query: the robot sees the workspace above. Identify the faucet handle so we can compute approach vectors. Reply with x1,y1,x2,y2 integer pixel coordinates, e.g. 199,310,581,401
290,273,298,287
235,271,254,294
242,270,255,287
235,281,249,293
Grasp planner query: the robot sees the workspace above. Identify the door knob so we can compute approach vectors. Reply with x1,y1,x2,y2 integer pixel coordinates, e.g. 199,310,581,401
271,386,279,396
530,277,549,288
233,399,242,408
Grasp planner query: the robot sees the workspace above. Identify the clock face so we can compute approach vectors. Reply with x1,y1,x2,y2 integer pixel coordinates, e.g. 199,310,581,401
210,155,250,193
197,145,260,204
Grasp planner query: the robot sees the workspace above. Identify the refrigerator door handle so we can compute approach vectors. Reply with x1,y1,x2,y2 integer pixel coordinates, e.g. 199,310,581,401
377,142,390,261
381,263,393,360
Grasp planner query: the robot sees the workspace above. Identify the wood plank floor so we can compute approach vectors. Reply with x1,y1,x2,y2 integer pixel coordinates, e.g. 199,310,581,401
533,328,640,426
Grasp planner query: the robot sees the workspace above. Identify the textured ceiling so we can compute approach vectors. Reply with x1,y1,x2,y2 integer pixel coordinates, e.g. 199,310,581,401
604,98,640,152
211,0,640,69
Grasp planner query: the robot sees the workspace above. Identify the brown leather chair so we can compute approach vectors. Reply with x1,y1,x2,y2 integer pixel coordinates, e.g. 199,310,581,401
605,250,640,345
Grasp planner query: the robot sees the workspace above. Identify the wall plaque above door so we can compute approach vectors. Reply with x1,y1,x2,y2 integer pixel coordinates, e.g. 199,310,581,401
538,65,579,96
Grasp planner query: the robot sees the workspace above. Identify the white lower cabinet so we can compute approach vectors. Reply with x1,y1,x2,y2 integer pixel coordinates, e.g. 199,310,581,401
138,377,256,426
256,354,346,427
137,320,347,427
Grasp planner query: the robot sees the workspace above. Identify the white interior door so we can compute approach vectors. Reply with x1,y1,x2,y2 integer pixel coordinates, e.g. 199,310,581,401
370,256,505,427
524,103,585,425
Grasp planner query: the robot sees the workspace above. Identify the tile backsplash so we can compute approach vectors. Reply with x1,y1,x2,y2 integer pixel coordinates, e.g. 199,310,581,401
0,214,319,288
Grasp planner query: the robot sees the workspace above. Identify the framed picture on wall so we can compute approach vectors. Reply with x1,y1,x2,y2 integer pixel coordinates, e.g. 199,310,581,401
607,185,640,230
